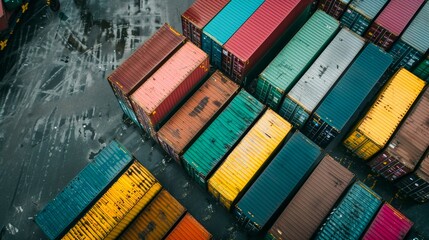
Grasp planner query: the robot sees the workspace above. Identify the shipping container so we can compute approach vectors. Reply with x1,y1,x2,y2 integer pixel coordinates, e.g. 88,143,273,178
131,42,209,138
316,181,382,240
3,0,22,11
182,90,264,188
362,203,413,240
279,28,365,129
389,40,425,72
267,155,354,240
369,87,429,181
119,190,186,240
165,213,212,240
107,24,185,129
181,0,229,47
340,0,388,36
365,0,425,50
208,109,292,210
413,58,429,81
318,0,351,19
234,132,321,233
222,0,312,85
303,44,393,148
343,69,425,160
201,0,264,69
35,141,133,240
254,11,339,110
157,70,239,163
63,161,162,240
396,154,429,203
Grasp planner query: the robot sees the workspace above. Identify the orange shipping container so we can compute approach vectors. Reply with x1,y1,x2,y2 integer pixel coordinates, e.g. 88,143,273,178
165,213,212,240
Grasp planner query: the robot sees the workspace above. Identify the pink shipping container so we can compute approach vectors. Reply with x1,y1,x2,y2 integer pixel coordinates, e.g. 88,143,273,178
0,2,11,32
363,203,413,240
131,42,209,138
365,0,425,50
222,0,312,85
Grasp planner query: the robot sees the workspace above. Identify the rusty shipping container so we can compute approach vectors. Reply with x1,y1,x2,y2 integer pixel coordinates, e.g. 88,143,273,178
131,42,209,138
165,213,212,240
318,0,351,19
396,154,429,202
267,155,354,240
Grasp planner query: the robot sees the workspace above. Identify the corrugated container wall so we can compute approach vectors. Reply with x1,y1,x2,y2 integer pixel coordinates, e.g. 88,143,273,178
165,213,212,240
318,0,351,19
119,190,186,240
340,0,387,36
131,42,209,138
35,141,133,240
201,0,264,69
267,155,354,240
303,44,393,148
413,58,429,81
182,90,264,188
63,161,162,240
254,11,339,110
222,0,313,85
181,0,229,47
234,132,321,233
316,181,382,239
208,109,292,210
343,69,425,160
107,24,185,128
362,203,413,240
365,0,425,50
369,87,429,181
396,154,429,202
279,28,365,129
157,70,239,163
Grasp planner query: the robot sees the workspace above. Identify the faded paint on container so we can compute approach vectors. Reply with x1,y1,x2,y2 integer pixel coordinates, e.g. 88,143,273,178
119,190,186,240
267,155,354,240
413,58,429,81
165,213,212,240
182,90,264,188
343,69,425,160
208,109,292,210
255,11,339,110
279,28,365,129
396,154,429,203
234,132,321,232
318,0,351,19
63,161,162,240
157,71,239,163
35,141,133,240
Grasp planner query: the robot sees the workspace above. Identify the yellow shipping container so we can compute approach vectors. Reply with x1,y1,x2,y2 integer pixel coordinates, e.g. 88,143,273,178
208,109,292,210
344,68,426,160
62,161,162,240
119,189,186,240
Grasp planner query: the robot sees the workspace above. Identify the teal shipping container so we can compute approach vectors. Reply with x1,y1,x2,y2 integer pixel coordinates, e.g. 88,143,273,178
182,90,264,188
201,0,264,69
413,58,429,82
303,44,393,148
35,141,133,240
233,132,321,233
254,11,339,110
316,181,382,240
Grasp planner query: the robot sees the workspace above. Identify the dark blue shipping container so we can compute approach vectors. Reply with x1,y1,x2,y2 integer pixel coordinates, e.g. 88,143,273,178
389,40,424,71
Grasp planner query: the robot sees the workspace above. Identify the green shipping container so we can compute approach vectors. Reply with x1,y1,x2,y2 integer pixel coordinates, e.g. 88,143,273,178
413,58,429,82
3,0,22,11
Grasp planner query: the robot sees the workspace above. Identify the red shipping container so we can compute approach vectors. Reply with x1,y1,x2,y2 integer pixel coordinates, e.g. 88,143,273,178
365,0,424,50
363,203,413,240
181,0,230,48
318,0,350,19
222,0,312,85
165,213,212,240
131,42,209,138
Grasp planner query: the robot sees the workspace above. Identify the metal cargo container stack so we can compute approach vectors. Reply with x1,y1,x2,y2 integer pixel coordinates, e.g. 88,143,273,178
254,11,339,110
303,44,393,148
222,0,313,85
119,190,186,240
340,0,388,36
369,87,429,181
131,42,209,139
413,58,429,81
316,181,382,239
181,0,229,48
279,28,365,129
318,0,351,19
107,24,185,129
343,69,426,160
362,203,413,240
35,141,133,240
157,70,239,163
267,155,354,240
396,154,429,202
208,109,292,210
63,161,162,239
165,213,212,240
233,132,321,233
182,90,264,188
201,0,264,69
364,0,425,50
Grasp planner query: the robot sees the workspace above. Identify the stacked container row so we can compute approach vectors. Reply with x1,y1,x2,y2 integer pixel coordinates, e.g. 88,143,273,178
317,0,351,19
396,154,429,202
165,213,212,240
413,58,429,81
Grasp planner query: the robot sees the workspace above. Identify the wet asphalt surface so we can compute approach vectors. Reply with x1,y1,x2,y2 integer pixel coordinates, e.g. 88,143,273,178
0,1,428,240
